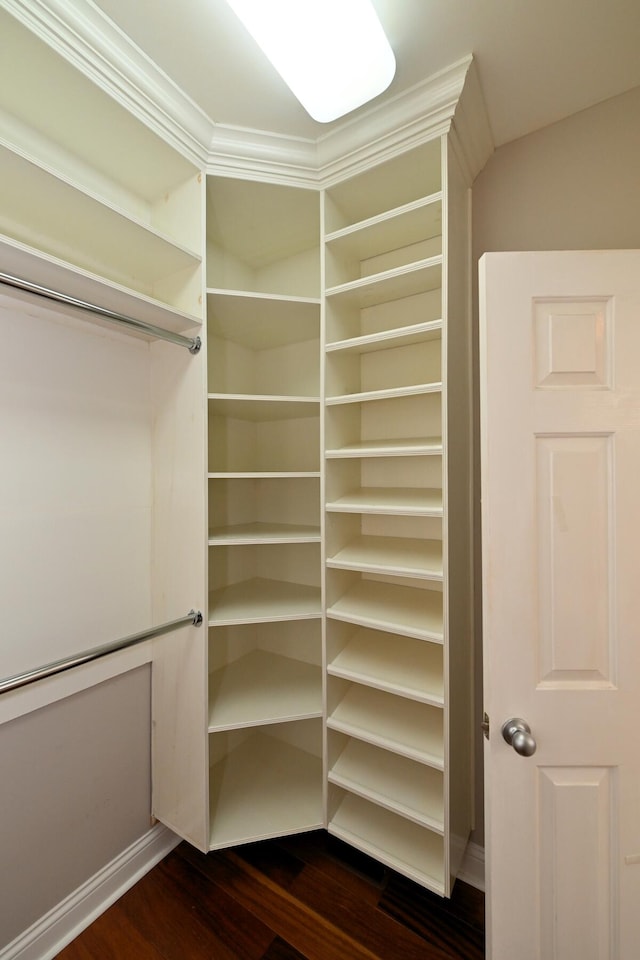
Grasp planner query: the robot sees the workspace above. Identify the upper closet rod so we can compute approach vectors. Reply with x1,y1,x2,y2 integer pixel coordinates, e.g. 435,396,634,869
0,272,202,354
0,610,204,696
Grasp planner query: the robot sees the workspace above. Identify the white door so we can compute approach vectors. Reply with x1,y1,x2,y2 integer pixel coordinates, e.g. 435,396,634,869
480,250,640,960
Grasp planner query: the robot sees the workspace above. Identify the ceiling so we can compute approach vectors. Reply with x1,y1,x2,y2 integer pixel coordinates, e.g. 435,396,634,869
91,0,640,148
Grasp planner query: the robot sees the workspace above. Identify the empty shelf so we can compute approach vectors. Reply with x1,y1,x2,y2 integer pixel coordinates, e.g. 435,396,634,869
209,522,321,545
325,257,442,309
326,320,443,355
207,290,320,350
329,793,445,894
326,535,443,580
327,628,443,704
327,684,444,767
209,578,322,625
209,650,322,730
329,738,444,831
208,395,320,421
325,382,442,406
209,732,323,849
325,437,442,459
327,579,443,642
326,487,443,516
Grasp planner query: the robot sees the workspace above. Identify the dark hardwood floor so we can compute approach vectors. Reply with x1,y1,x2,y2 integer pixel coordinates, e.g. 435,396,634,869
56,830,484,959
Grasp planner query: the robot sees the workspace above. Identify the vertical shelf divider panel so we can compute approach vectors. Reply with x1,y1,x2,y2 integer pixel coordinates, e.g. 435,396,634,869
205,174,323,848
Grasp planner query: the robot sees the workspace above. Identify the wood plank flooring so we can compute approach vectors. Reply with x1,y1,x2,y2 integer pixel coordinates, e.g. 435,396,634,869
56,831,484,959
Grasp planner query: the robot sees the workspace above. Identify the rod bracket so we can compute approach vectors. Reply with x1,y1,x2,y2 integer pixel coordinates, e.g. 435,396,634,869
189,336,202,355
190,609,204,627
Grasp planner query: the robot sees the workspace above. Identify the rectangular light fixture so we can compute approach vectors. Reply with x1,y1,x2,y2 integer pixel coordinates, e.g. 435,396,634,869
224,0,396,123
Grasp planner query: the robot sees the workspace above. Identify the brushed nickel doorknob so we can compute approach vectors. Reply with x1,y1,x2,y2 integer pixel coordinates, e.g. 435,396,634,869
501,717,537,757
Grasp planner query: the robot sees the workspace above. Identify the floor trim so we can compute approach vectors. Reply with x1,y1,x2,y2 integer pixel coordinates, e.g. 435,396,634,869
1,823,180,960
459,841,485,892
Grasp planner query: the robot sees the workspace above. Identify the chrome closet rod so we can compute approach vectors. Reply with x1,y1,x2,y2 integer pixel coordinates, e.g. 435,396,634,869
0,272,202,354
0,610,204,695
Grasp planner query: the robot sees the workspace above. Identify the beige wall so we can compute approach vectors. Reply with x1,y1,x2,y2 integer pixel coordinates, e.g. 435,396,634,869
471,83,640,847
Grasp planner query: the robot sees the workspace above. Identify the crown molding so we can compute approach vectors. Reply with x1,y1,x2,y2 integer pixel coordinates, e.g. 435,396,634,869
4,0,493,183
1,0,215,167
207,124,320,187
448,57,495,185
206,57,492,187
316,56,474,185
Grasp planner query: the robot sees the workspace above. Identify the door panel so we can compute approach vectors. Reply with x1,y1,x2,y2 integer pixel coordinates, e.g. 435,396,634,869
480,251,640,960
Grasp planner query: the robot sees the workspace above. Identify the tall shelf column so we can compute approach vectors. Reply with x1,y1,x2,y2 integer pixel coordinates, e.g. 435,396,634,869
322,136,473,895
205,175,324,848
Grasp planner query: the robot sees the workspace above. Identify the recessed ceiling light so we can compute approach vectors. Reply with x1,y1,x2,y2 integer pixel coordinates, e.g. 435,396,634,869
224,0,396,123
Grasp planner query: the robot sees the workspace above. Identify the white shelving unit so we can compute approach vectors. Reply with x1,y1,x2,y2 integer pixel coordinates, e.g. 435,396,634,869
2,6,485,892
322,135,474,895
205,175,323,849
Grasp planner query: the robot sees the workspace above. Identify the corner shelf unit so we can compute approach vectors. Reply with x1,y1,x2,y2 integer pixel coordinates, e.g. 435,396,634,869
205,176,323,850
2,2,484,899
202,124,474,896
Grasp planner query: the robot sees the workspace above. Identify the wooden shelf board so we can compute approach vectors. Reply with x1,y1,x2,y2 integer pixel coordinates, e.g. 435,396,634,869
324,194,443,262
209,522,321,545
325,437,443,459
207,289,320,351
209,732,323,849
328,793,445,895
327,579,443,643
0,144,201,287
0,235,202,336
326,487,443,516
327,684,444,767
209,578,322,625
325,382,442,407
208,394,320,421
326,535,443,581
325,320,443,355
329,738,444,832
325,257,442,309
208,472,321,479
208,650,322,731
327,628,443,704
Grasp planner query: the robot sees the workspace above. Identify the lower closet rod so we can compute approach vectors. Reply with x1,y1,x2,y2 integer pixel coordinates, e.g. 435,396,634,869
0,610,204,695
0,272,202,354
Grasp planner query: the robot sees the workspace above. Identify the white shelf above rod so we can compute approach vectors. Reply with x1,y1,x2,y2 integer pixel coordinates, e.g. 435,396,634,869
0,272,202,354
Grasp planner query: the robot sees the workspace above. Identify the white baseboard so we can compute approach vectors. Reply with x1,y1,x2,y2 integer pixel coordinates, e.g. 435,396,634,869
1,823,181,960
458,840,485,892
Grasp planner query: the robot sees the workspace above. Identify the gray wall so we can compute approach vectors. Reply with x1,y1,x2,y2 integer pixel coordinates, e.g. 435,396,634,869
470,83,640,846
0,666,152,949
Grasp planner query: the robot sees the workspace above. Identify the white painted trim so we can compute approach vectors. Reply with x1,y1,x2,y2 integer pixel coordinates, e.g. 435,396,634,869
207,58,491,187
0,824,180,960
458,840,485,892
0,643,153,727
3,0,493,185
